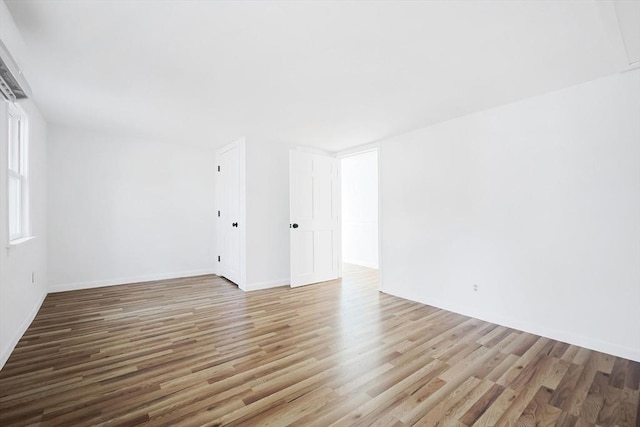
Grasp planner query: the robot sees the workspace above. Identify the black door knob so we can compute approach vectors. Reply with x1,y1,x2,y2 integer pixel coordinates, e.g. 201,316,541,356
292,223,299,229
232,222,238,227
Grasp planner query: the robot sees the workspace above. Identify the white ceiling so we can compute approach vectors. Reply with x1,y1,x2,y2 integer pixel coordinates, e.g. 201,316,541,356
4,0,634,151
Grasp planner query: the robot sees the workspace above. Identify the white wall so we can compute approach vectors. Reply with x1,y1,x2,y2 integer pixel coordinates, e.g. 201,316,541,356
380,69,640,361
243,137,290,290
341,151,378,268
0,1,48,369
47,125,217,291
0,101,48,369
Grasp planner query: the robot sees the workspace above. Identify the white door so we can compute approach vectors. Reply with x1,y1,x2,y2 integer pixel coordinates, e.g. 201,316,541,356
290,150,339,287
218,144,241,285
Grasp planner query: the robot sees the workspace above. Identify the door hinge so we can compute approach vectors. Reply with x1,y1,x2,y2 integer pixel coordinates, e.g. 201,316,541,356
218,256,221,262
218,210,220,217
217,165,220,172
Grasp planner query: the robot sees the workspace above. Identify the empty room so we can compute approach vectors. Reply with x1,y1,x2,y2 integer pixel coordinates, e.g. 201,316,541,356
0,0,639,425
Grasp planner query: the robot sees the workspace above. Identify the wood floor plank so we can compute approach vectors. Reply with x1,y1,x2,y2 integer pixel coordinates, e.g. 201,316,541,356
437,379,494,424
0,265,637,426
470,387,518,426
515,386,561,427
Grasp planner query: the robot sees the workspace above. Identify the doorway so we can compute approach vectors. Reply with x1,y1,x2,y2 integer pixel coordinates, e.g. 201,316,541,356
288,147,379,289
289,149,339,287
340,150,379,274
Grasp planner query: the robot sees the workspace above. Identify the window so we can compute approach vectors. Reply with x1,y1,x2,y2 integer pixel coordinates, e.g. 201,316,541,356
7,103,28,242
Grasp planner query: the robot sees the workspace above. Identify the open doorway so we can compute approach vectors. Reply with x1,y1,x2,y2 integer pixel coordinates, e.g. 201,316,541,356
340,149,379,280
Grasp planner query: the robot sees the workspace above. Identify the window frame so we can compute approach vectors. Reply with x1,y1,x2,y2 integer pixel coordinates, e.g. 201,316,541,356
7,102,29,243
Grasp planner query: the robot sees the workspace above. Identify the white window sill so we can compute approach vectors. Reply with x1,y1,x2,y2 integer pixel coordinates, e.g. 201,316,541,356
8,236,36,248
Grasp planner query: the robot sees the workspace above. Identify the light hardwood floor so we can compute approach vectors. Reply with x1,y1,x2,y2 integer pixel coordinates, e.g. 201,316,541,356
0,264,638,426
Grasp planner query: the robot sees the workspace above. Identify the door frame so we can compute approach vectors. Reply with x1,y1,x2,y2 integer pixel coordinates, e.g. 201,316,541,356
215,137,247,289
335,143,382,292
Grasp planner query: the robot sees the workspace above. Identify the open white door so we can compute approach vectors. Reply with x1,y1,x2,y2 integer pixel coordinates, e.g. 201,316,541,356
290,150,339,287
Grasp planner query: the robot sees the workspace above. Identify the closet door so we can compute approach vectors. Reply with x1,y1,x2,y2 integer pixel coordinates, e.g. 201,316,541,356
217,141,243,286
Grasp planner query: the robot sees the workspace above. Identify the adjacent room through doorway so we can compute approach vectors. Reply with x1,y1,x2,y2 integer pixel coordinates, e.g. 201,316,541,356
340,150,379,277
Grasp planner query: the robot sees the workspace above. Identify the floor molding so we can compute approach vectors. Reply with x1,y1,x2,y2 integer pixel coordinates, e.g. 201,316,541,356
381,288,640,363
48,269,217,293
0,290,46,370
242,278,290,291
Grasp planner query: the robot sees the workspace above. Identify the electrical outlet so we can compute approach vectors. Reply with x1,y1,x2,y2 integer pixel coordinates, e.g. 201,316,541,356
31,272,35,284
473,284,478,292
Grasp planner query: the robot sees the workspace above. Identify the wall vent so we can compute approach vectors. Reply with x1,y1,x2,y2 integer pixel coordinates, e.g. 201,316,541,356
0,39,31,102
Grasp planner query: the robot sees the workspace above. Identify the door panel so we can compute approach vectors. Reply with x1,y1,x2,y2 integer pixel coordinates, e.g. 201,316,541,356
316,230,335,273
294,231,315,276
290,150,339,287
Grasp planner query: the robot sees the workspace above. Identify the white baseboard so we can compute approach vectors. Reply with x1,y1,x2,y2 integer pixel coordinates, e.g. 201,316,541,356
242,278,289,292
48,269,217,293
0,290,47,370
343,259,379,269
381,288,640,363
